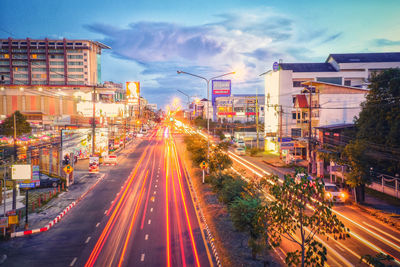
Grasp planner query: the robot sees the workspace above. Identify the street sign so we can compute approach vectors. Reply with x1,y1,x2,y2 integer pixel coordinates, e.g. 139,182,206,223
8,215,18,225
19,183,36,188
200,161,208,169
0,217,8,228
63,165,73,174
6,210,16,216
273,62,279,71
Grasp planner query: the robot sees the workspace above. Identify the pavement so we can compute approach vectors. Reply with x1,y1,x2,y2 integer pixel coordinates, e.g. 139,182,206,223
0,127,213,267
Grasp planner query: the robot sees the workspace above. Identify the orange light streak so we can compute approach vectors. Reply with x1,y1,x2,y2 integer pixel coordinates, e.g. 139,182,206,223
166,141,171,267
118,170,150,267
171,141,201,267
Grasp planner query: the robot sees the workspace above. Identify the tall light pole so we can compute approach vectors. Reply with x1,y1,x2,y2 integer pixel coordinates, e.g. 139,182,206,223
177,70,235,172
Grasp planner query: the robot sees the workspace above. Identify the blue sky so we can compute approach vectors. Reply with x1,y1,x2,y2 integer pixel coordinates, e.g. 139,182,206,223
2,0,400,108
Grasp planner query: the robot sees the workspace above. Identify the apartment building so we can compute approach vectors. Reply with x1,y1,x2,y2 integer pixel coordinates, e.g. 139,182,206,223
0,38,111,125
263,52,400,152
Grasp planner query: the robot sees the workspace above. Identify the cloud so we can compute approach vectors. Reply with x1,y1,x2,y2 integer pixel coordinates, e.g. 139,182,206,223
373,38,400,46
87,8,344,107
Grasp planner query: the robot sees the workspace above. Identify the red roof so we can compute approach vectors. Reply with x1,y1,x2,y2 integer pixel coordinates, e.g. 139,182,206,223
296,94,308,108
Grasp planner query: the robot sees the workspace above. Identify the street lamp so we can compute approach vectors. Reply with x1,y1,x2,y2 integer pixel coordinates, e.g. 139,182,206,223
177,70,235,172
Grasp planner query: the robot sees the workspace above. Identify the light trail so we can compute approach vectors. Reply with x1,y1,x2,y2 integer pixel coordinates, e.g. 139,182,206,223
172,140,201,267
140,150,157,229
165,138,171,267
117,170,150,267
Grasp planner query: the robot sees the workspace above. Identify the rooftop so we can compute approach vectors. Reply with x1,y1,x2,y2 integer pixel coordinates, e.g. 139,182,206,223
279,63,337,72
327,52,400,63
315,123,355,130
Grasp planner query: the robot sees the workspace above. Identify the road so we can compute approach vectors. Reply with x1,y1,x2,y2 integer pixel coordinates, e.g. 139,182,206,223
228,149,400,266
0,126,212,267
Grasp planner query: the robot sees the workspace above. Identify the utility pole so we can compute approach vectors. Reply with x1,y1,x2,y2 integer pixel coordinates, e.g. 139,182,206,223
92,86,96,155
278,105,283,159
12,114,17,211
256,89,259,150
307,87,313,174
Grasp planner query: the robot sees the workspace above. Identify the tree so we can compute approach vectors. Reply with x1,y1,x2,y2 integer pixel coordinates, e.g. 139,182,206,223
0,111,32,137
209,146,232,173
267,170,349,267
229,195,267,259
354,68,400,174
360,253,394,267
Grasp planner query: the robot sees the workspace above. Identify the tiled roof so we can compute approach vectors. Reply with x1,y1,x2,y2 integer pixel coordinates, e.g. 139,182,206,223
295,94,308,108
327,52,400,63
279,63,337,72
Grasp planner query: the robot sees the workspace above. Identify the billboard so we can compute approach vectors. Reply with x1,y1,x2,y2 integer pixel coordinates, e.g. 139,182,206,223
61,128,109,159
126,82,140,104
11,164,31,180
212,80,231,105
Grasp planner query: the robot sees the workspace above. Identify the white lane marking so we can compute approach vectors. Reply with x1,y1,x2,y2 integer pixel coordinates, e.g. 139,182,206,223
141,254,145,261
85,237,91,244
104,210,108,214
155,185,158,188
70,257,77,266
157,175,159,177
96,222,100,227
145,234,149,240
154,191,156,195
156,179,158,182
362,221,400,243
148,219,151,225
150,208,153,212
110,200,114,204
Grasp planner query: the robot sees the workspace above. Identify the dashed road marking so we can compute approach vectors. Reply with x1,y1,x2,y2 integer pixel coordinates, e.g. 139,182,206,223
150,208,153,212
155,184,157,188
85,237,91,244
141,254,145,261
151,196,155,202
148,219,151,225
96,222,100,227
145,234,149,240
104,210,108,214
110,200,114,204
70,257,77,266
156,179,158,182
153,191,156,195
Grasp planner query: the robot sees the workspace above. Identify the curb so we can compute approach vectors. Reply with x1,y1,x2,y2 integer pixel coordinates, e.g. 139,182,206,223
11,173,106,238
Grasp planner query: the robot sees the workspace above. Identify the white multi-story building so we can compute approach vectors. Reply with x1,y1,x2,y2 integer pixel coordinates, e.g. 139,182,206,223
214,94,264,123
263,52,400,151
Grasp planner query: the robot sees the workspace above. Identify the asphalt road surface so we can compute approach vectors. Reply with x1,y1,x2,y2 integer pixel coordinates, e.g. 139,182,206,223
0,126,212,267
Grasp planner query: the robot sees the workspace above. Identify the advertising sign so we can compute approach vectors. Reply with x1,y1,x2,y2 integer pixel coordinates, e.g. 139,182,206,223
0,217,8,228
212,80,231,95
32,165,40,186
11,164,31,180
89,156,99,173
19,183,36,188
273,62,279,71
126,81,140,104
61,128,109,160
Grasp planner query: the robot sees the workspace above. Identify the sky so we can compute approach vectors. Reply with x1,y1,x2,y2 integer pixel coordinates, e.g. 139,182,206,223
1,0,400,108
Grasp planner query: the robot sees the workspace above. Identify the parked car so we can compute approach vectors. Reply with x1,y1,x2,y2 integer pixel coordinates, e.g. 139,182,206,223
39,174,61,188
235,147,246,156
236,139,246,148
324,183,347,203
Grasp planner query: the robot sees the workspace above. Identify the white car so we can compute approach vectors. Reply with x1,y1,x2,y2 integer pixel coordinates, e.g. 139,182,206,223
324,183,347,203
235,147,246,156
236,140,245,147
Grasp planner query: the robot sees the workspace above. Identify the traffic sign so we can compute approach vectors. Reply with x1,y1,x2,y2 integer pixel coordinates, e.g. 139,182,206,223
19,183,36,188
8,215,18,225
63,165,73,174
200,161,208,169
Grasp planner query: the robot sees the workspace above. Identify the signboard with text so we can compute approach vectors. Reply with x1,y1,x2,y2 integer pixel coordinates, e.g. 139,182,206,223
11,165,31,180
126,81,140,104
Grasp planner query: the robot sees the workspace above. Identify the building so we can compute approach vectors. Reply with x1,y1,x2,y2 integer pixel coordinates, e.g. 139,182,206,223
0,38,111,127
288,81,368,167
214,94,264,123
263,52,400,152
147,103,157,112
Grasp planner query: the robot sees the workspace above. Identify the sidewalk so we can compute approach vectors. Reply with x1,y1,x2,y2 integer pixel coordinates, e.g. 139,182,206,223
12,138,137,233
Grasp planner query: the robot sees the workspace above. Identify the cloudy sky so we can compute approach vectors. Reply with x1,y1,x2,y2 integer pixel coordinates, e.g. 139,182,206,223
2,0,400,108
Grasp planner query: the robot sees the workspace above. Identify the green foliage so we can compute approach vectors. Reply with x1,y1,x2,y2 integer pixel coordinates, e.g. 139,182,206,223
267,172,349,267
193,116,207,129
249,147,259,156
360,253,394,267
343,140,370,187
354,68,400,174
209,147,233,173
183,134,208,165
229,195,267,259
216,129,225,140
0,111,32,137
219,177,247,204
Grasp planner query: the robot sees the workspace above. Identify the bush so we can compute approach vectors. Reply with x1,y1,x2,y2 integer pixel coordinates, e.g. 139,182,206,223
249,147,259,156
209,171,235,192
219,178,247,204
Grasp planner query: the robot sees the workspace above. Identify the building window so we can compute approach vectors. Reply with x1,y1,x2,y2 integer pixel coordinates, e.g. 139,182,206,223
69,74,84,78
68,61,83,65
292,112,297,120
68,68,83,72
32,61,46,66
316,77,342,85
67,55,83,59
50,61,64,65
344,80,351,86
32,68,47,72
291,128,301,138
50,54,64,59
293,81,305,87
50,68,64,72
14,74,29,78
50,74,64,78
